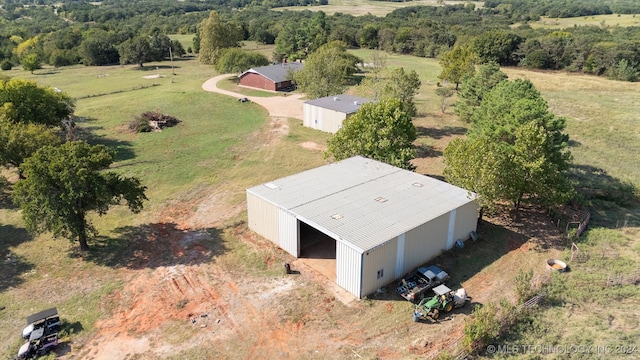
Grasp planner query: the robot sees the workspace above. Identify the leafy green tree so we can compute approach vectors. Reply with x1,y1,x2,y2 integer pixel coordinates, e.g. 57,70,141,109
444,79,574,216
198,11,243,65
325,98,417,170
471,31,522,65
0,117,61,178
359,24,379,49
438,43,477,89
21,53,41,74
148,31,172,62
170,40,186,58
119,36,152,67
0,78,74,126
294,41,361,99
354,67,421,116
215,48,269,74
12,141,148,252
273,12,330,61
79,29,120,66
455,62,508,122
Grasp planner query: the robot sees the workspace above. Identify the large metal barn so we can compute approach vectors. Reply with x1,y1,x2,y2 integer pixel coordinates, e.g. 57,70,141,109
246,156,478,298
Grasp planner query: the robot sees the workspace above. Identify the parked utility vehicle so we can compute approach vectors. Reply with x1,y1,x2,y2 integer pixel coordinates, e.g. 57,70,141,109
17,308,60,359
413,284,470,322
396,265,450,302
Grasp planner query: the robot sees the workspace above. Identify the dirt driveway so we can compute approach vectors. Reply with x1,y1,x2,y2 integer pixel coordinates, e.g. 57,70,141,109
202,74,305,119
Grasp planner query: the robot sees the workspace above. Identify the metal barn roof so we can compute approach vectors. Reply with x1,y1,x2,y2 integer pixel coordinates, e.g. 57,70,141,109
239,62,303,83
304,94,373,114
247,156,476,253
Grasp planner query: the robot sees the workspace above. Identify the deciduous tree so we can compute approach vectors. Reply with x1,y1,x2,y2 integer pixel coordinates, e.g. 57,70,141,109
438,43,477,89
294,41,361,99
0,78,74,126
354,67,421,116
198,11,243,65
118,36,152,67
12,141,148,252
215,48,269,74
325,98,417,170
0,117,61,178
21,54,41,74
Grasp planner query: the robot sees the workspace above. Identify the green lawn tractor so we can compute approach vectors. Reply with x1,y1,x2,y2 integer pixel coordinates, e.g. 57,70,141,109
413,284,470,322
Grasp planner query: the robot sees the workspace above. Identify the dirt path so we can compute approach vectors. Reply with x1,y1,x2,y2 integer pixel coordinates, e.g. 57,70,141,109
201,74,305,120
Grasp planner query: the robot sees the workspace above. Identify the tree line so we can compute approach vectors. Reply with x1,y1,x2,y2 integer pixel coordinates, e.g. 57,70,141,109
2,0,640,80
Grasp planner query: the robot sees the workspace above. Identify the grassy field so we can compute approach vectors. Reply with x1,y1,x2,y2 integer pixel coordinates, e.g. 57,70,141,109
523,14,640,29
0,48,639,358
275,0,483,16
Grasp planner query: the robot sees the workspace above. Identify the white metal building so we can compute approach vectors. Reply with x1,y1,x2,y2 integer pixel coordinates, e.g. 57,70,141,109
246,156,478,299
303,94,373,133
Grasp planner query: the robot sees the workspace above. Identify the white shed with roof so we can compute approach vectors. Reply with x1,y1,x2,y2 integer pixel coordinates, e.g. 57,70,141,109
246,156,478,299
303,94,373,133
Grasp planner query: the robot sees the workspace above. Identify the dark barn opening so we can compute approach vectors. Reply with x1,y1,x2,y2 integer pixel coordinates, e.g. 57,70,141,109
298,221,337,281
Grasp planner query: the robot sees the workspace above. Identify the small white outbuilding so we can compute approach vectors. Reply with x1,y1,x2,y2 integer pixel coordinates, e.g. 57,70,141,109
246,156,478,299
303,94,373,133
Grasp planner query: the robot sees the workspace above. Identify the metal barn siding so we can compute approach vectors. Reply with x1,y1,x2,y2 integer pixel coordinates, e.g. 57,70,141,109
453,202,479,243
336,241,363,298
361,239,398,298
246,191,279,245
303,103,321,131
303,105,347,134
403,212,451,274
278,209,299,256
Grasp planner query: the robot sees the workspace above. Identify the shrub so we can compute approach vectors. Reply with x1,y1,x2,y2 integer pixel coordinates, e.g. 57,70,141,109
514,269,534,304
0,59,12,71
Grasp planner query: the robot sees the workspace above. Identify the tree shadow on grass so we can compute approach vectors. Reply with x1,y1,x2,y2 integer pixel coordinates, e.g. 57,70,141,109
415,144,442,159
81,222,227,270
0,224,35,292
73,117,135,161
416,125,467,139
567,164,640,227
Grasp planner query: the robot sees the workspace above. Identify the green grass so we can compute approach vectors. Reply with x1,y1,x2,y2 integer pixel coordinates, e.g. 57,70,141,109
523,14,640,29
1,50,639,359
275,0,483,16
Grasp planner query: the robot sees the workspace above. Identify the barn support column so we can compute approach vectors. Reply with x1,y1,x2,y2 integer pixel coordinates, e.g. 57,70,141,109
395,233,405,278
446,209,457,250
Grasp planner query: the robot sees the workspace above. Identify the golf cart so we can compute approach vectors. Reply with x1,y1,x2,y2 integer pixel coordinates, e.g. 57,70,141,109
413,284,470,322
17,308,60,359
22,308,60,340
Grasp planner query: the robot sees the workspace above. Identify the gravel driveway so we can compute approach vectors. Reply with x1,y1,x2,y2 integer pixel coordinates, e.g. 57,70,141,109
202,74,305,120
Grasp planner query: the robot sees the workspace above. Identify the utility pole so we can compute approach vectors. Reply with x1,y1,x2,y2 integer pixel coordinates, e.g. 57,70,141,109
169,46,175,76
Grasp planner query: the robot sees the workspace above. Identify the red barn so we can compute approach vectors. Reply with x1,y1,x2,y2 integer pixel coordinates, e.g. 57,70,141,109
238,62,303,91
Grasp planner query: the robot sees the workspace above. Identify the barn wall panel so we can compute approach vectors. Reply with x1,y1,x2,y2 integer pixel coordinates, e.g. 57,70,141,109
336,242,362,298
278,209,299,257
361,238,398,298
246,191,279,244
453,202,479,244
403,212,450,274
